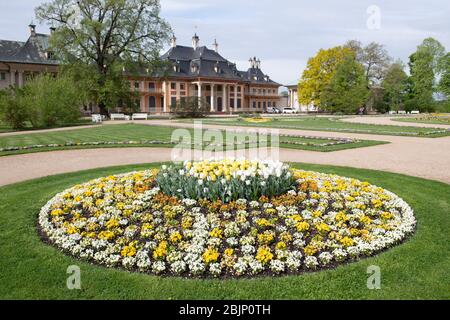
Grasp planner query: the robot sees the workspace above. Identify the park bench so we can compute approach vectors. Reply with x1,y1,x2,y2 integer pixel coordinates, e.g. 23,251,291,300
388,111,397,115
398,110,407,115
110,113,128,120
132,113,149,120
410,110,420,115
91,114,102,123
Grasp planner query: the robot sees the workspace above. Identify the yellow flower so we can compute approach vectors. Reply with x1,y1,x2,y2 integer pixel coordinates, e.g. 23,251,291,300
202,248,220,264
105,218,119,229
98,230,115,240
153,241,168,260
316,222,331,234
340,236,354,247
121,245,136,257
169,231,182,243
296,221,310,232
257,230,275,244
50,209,64,217
304,245,317,256
209,227,223,239
256,246,273,264
381,211,394,220
276,241,287,250
224,248,234,256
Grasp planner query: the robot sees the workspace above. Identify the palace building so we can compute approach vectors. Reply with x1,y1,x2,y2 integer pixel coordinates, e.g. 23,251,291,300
128,34,281,114
0,26,281,114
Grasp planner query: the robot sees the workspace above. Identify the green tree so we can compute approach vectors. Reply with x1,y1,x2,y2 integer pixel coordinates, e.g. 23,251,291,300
298,46,354,108
381,62,409,112
408,38,446,112
36,0,172,115
171,97,210,118
438,53,450,98
0,88,29,129
320,56,369,114
345,40,391,86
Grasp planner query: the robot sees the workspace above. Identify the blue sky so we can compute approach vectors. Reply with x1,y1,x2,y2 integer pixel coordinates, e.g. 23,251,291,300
1,0,449,86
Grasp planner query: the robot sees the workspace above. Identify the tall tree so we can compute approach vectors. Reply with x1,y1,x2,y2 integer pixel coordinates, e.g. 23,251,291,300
345,40,391,86
381,61,409,112
320,55,369,114
298,46,354,108
438,53,450,99
408,38,446,112
36,0,172,114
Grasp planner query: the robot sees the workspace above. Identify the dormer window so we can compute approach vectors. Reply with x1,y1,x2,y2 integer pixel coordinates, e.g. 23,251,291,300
173,61,180,72
46,51,54,60
191,64,198,73
264,76,269,81
214,65,220,73
253,76,258,81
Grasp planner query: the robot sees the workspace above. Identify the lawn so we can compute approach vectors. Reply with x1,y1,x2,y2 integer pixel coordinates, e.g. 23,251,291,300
0,119,94,133
0,123,386,156
195,117,450,137
393,115,450,125
0,162,448,299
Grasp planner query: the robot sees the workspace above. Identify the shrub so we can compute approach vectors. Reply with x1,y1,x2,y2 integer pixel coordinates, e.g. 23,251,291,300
170,97,210,118
0,88,29,129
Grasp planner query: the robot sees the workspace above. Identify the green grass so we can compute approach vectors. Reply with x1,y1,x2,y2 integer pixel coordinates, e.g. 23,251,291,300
0,162,448,299
0,119,94,133
393,116,450,125
194,117,450,137
0,124,386,156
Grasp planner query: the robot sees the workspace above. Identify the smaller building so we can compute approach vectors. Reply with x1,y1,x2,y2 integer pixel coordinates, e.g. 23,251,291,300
0,24,58,90
286,84,317,112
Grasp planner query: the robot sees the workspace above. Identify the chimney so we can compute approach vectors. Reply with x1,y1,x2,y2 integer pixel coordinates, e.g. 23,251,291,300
192,33,199,50
29,23,36,36
170,35,177,48
212,39,219,52
256,58,261,69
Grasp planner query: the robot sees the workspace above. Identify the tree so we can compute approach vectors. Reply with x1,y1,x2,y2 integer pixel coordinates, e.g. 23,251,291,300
345,40,391,86
36,0,172,115
320,55,369,114
0,74,85,129
381,62,409,112
408,38,446,112
438,53,450,98
298,46,354,108
171,97,210,118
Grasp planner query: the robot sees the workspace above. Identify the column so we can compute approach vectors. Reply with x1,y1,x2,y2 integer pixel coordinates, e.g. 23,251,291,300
198,83,202,99
10,70,16,86
223,84,228,112
234,84,238,109
210,84,215,112
18,72,24,87
163,81,168,112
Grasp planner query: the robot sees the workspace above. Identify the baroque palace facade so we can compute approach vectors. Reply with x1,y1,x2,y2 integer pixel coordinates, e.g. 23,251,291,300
0,25,281,114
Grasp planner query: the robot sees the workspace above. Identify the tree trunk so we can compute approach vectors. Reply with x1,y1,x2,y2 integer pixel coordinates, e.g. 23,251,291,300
98,101,108,117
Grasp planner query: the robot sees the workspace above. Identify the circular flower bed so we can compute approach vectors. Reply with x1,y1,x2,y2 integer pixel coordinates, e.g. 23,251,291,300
38,160,416,277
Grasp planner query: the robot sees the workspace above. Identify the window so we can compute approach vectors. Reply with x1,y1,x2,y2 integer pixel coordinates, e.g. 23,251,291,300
149,96,156,113
263,101,267,109
0,72,5,81
230,86,234,93
171,82,176,90
253,101,256,108
171,97,177,107
148,82,155,90
134,82,140,90
206,85,211,91
237,99,242,108
217,85,223,92
237,86,241,93
258,102,261,109
268,101,271,108
230,98,235,108
180,83,185,90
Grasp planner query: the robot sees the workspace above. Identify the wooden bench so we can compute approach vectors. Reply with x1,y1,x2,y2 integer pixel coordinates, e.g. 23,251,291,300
410,110,420,115
132,113,148,120
388,111,397,115
398,110,407,115
110,113,127,120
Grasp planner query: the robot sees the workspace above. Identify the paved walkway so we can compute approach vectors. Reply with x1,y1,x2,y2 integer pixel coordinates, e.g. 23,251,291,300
1,118,449,187
341,116,450,129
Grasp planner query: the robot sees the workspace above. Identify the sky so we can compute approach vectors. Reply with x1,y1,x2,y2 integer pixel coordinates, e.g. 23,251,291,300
1,0,449,87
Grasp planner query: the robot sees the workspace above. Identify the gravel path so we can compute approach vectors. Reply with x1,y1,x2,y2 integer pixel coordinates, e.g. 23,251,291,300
1,119,449,187
341,116,450,129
